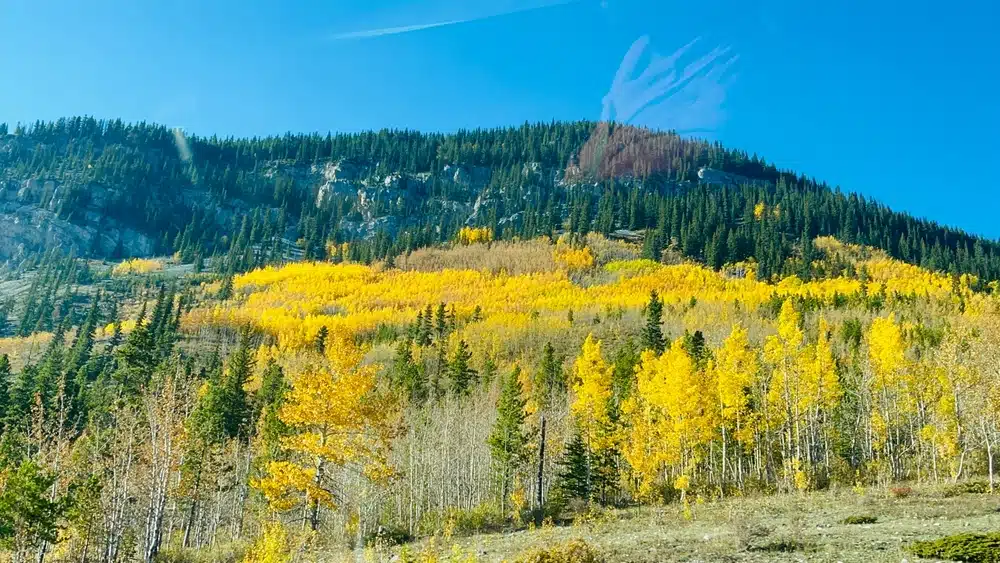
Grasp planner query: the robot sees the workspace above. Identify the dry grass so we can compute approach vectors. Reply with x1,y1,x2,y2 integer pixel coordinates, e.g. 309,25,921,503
351,486,1000,562
396,239,558,276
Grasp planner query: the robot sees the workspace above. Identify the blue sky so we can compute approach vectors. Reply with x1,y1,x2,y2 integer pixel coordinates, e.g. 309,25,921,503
2,0,998,239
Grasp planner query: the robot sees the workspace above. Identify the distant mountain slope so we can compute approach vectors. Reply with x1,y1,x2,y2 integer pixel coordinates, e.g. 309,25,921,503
1,117,998,281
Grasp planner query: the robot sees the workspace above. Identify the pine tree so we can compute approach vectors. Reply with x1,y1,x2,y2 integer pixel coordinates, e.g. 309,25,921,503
448,340,476,395
487,366,532,518
434,302,447,342
535,342,563,411
256,359,289,460
641,290,665,354
315,326,329,355
682,330,708,368
554,432,591,503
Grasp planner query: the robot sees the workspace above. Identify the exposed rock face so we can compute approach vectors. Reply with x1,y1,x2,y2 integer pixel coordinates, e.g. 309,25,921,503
0,201,154,261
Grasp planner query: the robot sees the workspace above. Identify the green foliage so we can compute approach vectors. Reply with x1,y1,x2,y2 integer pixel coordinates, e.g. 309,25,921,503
447,340,476,395
191,328,255,443
841,515,878,525
553,433,591,505
0,459,67,550
488,366,532,514
641,291,665,354
488,367,531,469
908,533,1000,562
534,342,564,411
256,359,289,460
749,539,812,553
943,480,992,497
7,118,1000,280
0,355,10,427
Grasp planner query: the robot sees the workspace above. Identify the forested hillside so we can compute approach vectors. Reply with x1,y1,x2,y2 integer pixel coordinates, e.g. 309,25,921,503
2,118,999,281
3,117,1000,562
0,234,998,562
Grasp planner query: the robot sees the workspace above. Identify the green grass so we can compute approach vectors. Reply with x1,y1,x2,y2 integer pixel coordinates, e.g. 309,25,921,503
346,485,1000,562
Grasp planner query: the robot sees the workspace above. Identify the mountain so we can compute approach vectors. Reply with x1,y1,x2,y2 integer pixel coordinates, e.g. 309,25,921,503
2,117,999,281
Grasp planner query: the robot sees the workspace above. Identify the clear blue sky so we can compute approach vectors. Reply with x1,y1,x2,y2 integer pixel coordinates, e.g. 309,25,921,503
3,0,998,239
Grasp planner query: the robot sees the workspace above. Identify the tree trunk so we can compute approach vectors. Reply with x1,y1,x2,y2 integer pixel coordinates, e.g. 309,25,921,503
535,417,546,525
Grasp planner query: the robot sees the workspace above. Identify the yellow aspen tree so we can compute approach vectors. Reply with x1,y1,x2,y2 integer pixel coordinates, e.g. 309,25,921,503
799,318,842,475
712,324,760,489
570,334,614,451
763,299,806,488
622,339,717,498
924,329,976,482
253,339,395,532
866,314,908,480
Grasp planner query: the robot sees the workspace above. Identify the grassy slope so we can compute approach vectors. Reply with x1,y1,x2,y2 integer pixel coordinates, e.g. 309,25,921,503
347,486,1000,562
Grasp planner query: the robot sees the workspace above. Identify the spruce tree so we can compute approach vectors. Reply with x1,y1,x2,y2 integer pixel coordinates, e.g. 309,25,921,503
314,326,329,355
641,290,665,354
554,432,591,503
448,340,476,395
535,342,563,411
487,366,532,518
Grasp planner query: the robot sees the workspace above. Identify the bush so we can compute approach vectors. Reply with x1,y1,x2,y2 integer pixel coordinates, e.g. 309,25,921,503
889,486,913,498
364,524,412,547
512,538,605,563
908,533,1000,562
842,515,878,525
749,539,812,553
944,480,991,497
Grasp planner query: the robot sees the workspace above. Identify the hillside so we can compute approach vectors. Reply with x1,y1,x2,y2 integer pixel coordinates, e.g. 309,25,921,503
3,118,1000,562
0,232,998,561
2,118,1000,282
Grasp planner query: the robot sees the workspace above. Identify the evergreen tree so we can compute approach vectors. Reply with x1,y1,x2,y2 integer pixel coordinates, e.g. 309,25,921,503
682,330,709,368
535,342,564,411
554,432,591,504
434,302,447,342
487,366,532,517
641,290,665,354
113,304,157,396
255,359,288,460
448,340,476,395
314,326,329,355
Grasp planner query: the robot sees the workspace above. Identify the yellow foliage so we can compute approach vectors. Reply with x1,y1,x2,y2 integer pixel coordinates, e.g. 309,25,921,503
570,335,614,450
112,258,164,276
622,340,717,497
252,342,394,515
242,521,291,563
713,325,760,445
456,226,494,246
553,244,596,272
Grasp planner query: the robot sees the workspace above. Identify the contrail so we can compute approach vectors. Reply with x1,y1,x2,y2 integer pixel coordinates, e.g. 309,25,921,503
332,0,580,40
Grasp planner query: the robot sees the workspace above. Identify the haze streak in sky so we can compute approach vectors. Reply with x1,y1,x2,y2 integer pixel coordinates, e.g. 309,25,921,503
332,0,580,40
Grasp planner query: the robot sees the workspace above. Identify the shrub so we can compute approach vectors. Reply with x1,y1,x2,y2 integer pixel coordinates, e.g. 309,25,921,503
842,515,878,525
889,486,913,498
512,538,604,563
749,539,812,553
364,524,412,547
943,480,991,497
908,533,1000,562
